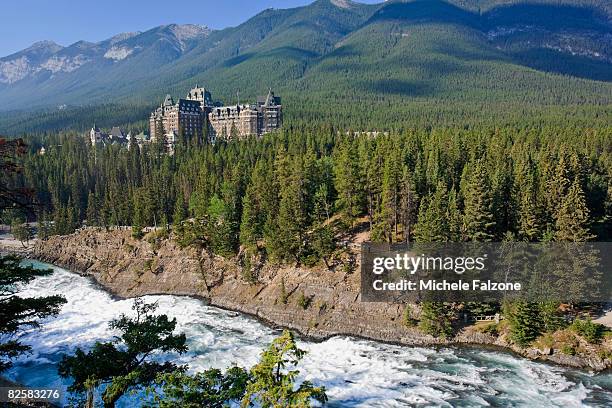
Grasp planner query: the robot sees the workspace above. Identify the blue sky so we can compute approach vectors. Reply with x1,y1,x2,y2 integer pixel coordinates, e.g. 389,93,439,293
1,0,382,57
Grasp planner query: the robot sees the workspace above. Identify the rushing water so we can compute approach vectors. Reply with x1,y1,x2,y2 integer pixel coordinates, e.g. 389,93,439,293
4,261,612,407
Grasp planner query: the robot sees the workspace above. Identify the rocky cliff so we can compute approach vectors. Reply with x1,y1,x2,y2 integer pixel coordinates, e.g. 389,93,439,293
29,228,611,371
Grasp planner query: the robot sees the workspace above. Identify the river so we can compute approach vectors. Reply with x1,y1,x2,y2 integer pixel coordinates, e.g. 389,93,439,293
4,261,612,407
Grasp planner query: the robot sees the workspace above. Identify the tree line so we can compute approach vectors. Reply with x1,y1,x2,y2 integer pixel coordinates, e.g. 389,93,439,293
5,125,610,259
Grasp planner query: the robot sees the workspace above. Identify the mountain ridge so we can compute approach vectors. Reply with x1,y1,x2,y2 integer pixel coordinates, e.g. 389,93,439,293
0,0,610,132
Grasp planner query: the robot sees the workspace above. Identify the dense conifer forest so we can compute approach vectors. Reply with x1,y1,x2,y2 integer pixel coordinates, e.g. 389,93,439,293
4,125,610,265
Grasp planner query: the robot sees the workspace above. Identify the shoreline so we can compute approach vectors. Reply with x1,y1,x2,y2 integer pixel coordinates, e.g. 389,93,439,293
3,228,611,372
27,257,607,376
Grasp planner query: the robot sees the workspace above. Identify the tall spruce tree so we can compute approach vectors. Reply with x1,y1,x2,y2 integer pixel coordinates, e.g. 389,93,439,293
334,136,363,226
462,160,496,241
399,166,418,243
414,182,449,242
555,179,595,242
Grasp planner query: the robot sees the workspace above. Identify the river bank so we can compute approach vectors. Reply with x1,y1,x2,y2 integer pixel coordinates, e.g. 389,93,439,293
10,263,611,407
3,227,611,372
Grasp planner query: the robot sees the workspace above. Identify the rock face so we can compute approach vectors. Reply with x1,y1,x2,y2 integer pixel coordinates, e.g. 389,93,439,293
32,228,434,346
31,228,611,371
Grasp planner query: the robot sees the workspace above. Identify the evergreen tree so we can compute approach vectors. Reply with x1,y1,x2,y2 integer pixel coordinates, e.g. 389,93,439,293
37,210,52,239
11,220,33,247
276,158,309,264
375,148,401,243
310,225,335,269
153,367,250,408
207,194,238,256
507,301,542,347
0,256,65,371
172,196,187,228
555,179,595,242
447,188,463,242
59,300,187,408
132,189,146,239
241,330,327,408
462,160,496,241
312,184,332,224
414,182,449,242
399,166,418,243
546,152,571,224
86,191,98,226
418,302,453,339
334,137,363,226
517,171,542,241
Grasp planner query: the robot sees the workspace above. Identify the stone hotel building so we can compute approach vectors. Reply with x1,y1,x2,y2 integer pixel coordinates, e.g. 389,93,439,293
149,86,282,147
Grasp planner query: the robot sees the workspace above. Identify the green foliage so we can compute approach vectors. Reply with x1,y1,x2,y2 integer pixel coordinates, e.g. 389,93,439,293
151,367,250,408
464,302,500,316
206,194,239,257
0,256,66,371
418,302,454,339
561,344,577,356
11,221,34,247
506,301,543,347
0,138,67,372
402,304,417,327
334,137,364,225
278,278,289,305
539,302,566,332
37,212,53,240
242,330,327,407
462,160,496,241
58,299,188,407
296,292,311,310
241,253,258,284
414,183,450,242
174,218,208,249
7,125,612,266
309,225,335,269
479,323,499,336
571,317,607,344
555,179,595,241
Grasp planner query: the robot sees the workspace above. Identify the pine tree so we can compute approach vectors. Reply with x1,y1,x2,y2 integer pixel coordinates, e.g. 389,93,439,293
312,184,332,224
59,300,187,408
546,152,571,224
447,188,463,242
239,189,260,249
462,160,496,241
507,301,542,347
419,301,453,339
241,330,327,407
207,194,237,256
517,172,542,241
360,139,382,231
399,166,418,243
376,149,401,243
334,137,363,226
132,191,146,239
555,179,595,242
172,196,187,228
414,182,449,242
86,191,98,227
276,158,308,264
0,256,65,371
491,161,513,237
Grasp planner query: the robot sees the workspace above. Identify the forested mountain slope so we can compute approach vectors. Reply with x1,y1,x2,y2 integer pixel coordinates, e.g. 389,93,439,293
0,0,610,133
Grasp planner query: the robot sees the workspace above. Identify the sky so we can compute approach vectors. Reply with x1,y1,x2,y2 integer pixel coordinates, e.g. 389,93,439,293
1,0,382,57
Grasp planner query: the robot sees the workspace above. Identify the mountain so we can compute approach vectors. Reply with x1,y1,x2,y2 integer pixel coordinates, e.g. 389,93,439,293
0,0,610,132
0,24,210,100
